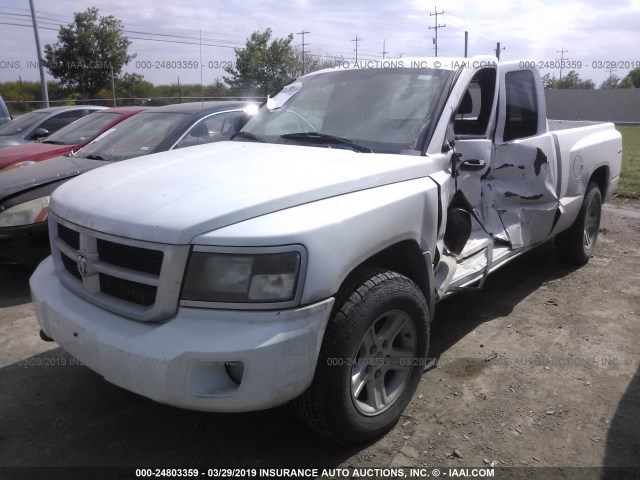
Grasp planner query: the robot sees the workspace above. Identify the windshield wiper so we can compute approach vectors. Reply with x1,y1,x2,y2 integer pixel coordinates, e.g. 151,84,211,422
280,132,372,153
42,140,66,145
83,154,107,160
229,131,266,143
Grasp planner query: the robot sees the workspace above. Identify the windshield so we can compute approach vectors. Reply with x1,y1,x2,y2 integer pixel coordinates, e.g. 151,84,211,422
241,67,452,153
0,111,48,136
75,111,191,161
44,112,123,145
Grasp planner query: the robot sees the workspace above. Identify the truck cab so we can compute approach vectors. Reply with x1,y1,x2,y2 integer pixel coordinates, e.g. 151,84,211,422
427,60,620,297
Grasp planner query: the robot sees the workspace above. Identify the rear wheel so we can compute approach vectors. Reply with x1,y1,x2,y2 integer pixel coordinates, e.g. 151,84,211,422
294,269,429,443
555,182,602,265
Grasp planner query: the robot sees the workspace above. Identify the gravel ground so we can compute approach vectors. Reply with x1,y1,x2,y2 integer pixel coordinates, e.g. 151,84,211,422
0,198,638,478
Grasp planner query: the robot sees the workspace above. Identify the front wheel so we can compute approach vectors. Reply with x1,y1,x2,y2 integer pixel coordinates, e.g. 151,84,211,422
294,269,429,443
555,182,602,265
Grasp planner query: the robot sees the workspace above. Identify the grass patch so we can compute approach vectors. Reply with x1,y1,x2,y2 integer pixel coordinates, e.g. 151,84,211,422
616,125,640,198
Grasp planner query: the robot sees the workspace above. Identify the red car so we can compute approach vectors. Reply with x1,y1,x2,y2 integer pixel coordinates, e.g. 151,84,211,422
0,107,146,171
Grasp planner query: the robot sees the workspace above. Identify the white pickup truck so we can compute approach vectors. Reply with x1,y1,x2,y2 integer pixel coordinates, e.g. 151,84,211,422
31,56,622,443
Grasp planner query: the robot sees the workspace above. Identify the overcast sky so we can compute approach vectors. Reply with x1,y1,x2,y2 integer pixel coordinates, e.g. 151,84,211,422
1,0,639,88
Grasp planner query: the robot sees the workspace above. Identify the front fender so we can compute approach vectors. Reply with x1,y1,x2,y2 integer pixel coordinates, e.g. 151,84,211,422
192,177,440,305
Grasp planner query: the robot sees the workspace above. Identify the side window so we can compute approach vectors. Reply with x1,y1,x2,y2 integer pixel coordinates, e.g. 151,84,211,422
38,110,85,135
503,70,538,141
175,111,243,149
202,111,242,136
454,69,496,136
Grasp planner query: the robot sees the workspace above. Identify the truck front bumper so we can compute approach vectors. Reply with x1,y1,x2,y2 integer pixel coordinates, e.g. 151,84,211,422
30,257,334,412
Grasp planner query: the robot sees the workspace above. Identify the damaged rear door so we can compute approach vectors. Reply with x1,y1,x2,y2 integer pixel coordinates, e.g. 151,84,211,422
491,65,559,248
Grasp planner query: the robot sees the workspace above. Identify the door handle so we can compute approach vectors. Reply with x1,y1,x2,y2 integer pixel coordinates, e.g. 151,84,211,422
459,159,486,171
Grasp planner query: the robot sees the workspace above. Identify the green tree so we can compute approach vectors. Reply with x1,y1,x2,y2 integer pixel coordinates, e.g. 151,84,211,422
541,73,557,89
116,73,154,99
554,70,595,89
211,78,230,98
223,28,297,96
599,75,620,89
618,67,640,88
44,7,134,98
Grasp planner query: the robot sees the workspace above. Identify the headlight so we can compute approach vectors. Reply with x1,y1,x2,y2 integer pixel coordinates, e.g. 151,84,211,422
0,196,50,227
182,250,301,303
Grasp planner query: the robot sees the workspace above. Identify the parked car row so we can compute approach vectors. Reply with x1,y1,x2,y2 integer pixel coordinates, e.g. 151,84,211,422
0,101,258,265
0,107,145,171
0,106,108,148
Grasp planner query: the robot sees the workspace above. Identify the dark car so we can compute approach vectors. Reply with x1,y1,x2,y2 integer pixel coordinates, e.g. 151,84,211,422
0,105,107,149
0,107,146,172
0,101,256,265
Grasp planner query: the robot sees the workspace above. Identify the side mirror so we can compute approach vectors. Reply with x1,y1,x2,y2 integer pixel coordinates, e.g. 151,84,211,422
31,128,49,140
442,122,455,153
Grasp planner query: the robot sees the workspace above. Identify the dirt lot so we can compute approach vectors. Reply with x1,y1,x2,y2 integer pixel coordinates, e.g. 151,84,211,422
0,199,638,477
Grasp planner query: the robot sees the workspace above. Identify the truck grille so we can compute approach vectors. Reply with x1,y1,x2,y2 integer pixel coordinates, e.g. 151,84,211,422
58,223,80,250
97,239,164,275
61,253,82,280
50,215,190,322
99,273,157,306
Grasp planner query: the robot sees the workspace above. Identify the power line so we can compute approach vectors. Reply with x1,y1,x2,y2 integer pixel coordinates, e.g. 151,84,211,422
428,6,446,57
0,19,378,64
9,6,247,38
0,7,247,41
0,20,57,31
1,13,391,66
0,11,31,18
0,20,243,49
126,36,238,49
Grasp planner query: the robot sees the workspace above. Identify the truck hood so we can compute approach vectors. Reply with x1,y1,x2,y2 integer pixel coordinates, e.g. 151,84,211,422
52,142,431,244
0,142,74,169
0,155,103,201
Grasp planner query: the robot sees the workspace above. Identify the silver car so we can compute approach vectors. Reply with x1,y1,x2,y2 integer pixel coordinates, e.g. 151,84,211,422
0,105,107,148
0,94,10,126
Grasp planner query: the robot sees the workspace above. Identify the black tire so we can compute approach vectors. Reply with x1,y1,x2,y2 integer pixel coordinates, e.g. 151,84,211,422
555,182,602,265
293,269,429,443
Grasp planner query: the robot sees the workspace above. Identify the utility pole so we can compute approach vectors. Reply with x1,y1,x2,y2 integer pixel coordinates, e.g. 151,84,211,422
428,6,446,57
557,47,568,80
29,0,49,107
381,39,389,59
352,35,361,63
110,65,116,107
464,31,468,58
495,42,505,60
297,30,310,74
